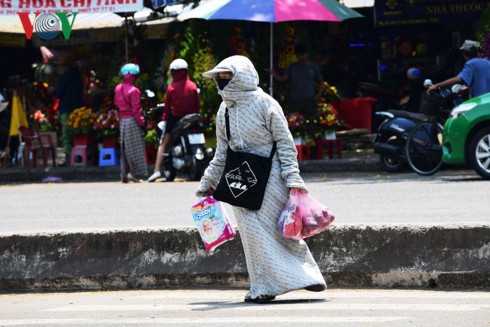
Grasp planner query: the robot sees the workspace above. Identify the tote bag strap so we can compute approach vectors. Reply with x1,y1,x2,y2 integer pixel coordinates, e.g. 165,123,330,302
225,108,276,159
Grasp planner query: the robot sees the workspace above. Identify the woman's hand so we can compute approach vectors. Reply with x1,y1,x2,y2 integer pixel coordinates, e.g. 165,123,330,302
289,187,304,194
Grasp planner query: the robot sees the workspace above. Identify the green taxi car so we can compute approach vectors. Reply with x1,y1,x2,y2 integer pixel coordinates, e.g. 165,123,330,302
442,92,490,179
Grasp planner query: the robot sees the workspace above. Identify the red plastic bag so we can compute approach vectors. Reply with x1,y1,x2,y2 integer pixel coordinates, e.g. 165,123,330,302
277,189,335,240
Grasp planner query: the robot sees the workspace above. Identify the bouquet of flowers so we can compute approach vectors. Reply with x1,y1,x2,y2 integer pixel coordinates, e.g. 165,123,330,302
322,81,341,103
316,102,339,134
287,112,307,137
33,109,55,132
313,81,342,135
66,106,97,135
93,109,120,137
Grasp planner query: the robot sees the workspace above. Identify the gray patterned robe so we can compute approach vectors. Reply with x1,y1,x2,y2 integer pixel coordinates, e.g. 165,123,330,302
196,55,326,299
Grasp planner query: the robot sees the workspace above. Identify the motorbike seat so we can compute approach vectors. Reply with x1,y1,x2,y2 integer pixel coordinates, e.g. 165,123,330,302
389,110,427,121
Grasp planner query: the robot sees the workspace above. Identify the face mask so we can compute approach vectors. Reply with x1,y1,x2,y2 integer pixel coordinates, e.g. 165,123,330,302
217,78,231,90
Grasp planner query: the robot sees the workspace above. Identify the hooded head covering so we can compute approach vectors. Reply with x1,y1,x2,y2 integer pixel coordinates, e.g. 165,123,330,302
203,55,263,108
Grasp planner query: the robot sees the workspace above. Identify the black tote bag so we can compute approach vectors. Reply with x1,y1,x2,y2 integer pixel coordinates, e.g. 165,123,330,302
213,109,276,210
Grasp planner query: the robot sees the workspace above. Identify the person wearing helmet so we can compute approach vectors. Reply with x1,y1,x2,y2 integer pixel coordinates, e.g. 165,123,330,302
148,58,200,182
114,63,148,183
427,40,490,98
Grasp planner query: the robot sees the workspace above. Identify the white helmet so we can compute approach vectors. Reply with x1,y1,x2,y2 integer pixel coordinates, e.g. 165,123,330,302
170,59,188,71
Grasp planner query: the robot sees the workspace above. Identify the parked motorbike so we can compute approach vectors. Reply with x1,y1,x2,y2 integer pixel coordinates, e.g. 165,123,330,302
373,79,467,172
146,100,214,182
161,113,214,181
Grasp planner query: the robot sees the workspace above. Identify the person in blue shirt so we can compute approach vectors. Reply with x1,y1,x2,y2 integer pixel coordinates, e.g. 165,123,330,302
427,40,490,98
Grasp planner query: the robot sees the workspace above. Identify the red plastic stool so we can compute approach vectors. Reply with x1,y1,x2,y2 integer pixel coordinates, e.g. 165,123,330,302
70,146,95,167
296,145,310,161
316,139,342,159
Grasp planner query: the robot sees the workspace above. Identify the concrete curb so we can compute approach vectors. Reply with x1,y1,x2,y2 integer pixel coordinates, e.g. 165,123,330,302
1,224,488,292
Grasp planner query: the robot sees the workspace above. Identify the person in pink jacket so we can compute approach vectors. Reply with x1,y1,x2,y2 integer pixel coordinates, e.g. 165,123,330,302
114,63,148,183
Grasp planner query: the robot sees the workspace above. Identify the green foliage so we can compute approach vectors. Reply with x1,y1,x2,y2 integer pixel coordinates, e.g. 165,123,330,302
477,8,490,42
178,27,220,136
144,128,157,144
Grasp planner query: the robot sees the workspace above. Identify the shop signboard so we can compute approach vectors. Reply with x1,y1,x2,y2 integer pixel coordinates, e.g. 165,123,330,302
0,1,142,41
0,0,143,14
375,0,489,27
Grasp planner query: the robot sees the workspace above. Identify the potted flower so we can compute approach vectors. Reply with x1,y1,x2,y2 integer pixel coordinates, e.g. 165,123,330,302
93,109,120,148
287,112,307,145
316,102,340,139
33,109,59,147
322,81,341,103
66,106,97,146
144,127,158,164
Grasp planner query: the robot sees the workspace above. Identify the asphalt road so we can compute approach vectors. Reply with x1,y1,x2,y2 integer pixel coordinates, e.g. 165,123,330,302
0,289,489,326
0,169,488,235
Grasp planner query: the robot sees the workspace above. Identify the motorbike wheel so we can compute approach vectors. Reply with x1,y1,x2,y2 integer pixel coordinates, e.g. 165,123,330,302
405,121,443,176
469,126,490,180
379,138,406,172
380,154,406,172
188,156,205,181
163,165,176,182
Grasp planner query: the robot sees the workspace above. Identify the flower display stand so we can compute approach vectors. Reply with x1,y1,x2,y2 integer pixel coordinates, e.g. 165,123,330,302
99,148,120,166
73,134,92,147
71,134,96,166
70,146,95,167
102,136,119,148
293,136,310,161
39,131,58,147
316,133,342,160
332,97,377,133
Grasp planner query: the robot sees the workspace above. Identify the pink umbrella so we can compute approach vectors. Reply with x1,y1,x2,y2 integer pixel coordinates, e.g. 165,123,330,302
178,0,363,94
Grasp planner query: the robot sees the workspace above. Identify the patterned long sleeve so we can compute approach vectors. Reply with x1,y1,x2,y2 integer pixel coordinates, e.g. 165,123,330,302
267,101,307,191
196,105,228,197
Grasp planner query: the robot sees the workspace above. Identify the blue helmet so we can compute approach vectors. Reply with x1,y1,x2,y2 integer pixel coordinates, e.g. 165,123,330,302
120,63,140,75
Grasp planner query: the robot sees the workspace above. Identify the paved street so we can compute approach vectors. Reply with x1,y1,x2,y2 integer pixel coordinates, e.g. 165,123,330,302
0,288,489,326
0,169,487,234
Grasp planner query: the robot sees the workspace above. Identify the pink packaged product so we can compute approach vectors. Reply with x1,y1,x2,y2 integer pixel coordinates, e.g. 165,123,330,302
277,189,335,240
191,197,236,251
